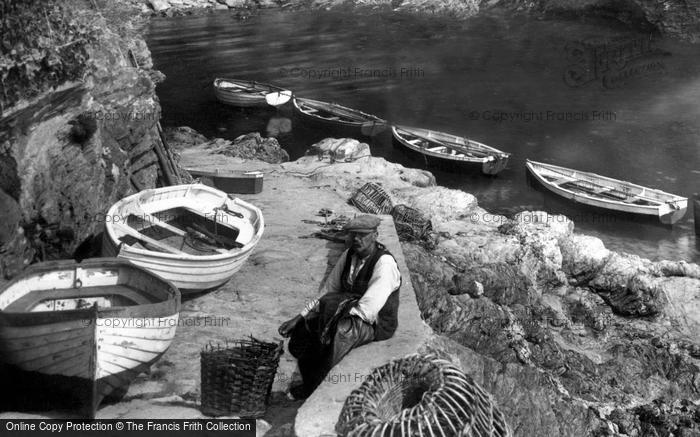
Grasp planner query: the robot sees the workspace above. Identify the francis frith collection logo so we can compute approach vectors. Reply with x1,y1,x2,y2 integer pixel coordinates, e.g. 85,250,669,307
563,35,669,89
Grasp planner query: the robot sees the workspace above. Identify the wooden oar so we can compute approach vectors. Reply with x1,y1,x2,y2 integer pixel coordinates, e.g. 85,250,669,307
113,223,187,255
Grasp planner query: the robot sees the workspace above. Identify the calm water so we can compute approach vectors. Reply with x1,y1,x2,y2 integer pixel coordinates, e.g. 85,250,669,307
148,9,700,262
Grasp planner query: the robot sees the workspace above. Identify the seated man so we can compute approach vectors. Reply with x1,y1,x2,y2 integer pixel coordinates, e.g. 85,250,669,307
278,214,401,399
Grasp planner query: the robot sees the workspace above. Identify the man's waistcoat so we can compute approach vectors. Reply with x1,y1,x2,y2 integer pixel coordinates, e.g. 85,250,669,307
340,243,401,341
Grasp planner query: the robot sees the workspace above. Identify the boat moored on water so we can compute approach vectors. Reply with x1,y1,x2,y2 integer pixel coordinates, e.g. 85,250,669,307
526,160,688,224
213,78,291,108
391,125,510,175
102,184,264,294
292,97,387,136
0,258,180,418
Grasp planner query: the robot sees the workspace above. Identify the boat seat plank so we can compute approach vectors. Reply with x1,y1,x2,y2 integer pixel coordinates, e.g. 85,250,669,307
139,213,187,237
114,223,187,255
546,175,575,185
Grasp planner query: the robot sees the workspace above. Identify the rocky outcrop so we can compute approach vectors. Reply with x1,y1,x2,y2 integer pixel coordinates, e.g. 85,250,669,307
489,0,700,42
0,1,175,276
257,156,700,436
308,138,371,162
166,128,289,163
132,0,700,41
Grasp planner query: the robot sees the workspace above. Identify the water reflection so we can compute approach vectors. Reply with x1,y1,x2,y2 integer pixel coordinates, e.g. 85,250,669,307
266,115,292,137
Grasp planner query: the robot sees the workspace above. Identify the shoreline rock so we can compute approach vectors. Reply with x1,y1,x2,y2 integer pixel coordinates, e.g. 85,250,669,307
131,0,700,42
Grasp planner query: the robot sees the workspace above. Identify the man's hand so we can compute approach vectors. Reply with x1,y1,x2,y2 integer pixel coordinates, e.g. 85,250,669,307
278,314,303,338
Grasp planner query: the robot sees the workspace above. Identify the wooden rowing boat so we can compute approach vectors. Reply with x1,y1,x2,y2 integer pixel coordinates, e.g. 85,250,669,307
186,168,264,194
213,78,291,108
292,97,386,136
0,258,180,418
526,160,688,224
102,184,265,294
391,125,510,175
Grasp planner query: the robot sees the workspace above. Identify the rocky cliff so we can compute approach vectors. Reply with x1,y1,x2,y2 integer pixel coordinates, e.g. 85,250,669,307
0,0,171,277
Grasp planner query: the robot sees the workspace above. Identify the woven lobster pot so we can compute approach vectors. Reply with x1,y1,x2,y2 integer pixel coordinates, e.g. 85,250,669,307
391,204,432,241
350,182,393,215
200,338,283,418
336,354,513,437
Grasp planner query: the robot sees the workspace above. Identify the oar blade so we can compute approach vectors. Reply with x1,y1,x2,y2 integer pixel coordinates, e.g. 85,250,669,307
265,90,292,107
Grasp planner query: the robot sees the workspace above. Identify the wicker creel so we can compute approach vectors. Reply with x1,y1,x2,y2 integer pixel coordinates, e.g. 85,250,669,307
200,337,283,418
391,204,432,241
350,182,393,215
336,354,513,437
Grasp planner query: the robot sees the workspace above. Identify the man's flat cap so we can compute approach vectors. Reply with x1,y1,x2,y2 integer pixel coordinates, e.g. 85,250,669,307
344,214,381,232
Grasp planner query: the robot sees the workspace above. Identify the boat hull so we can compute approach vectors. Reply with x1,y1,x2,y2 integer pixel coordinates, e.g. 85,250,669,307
391,127,509,175
292,98,386,137
101,184,264,294
102,232,253,293
0,259,180,417
526,161,688,225
213,78,285,108
186,169,263,195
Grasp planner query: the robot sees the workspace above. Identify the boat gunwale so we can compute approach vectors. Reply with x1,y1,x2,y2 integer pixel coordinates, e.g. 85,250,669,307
293,97,385,125
526,160,687,206
213,77,287,94
391,125,510,163
0,258,180,321
105,184,265,262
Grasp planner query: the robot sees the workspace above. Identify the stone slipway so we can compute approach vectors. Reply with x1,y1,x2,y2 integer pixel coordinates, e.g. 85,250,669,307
293,217,431,437
178,146,434,437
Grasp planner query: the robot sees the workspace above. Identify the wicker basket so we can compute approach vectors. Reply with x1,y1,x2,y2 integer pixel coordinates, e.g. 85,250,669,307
391,204,432,241
350,182,393,215
200,337,283,418
336,354,512,437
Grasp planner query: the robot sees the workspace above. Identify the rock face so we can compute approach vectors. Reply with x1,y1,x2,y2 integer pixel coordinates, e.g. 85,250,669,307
0,2,173,275
488,0,700,42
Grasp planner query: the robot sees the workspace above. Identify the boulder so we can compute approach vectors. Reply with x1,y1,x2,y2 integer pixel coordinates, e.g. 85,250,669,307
400,186,477,223
149,0,171,12
309,138,371,162
559,234,610,284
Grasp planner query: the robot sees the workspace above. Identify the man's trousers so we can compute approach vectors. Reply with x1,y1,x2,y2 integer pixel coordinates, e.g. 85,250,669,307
288,313,375,393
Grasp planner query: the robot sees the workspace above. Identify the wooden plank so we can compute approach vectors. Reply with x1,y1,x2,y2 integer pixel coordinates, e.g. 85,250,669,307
113,223,187,255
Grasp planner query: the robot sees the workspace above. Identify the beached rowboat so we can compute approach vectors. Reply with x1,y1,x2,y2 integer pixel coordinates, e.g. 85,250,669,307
391,125,510,175
213,78,291,108
292,97,386,136
0,258,180,418
102,184,264,294
526,160,688,224
186,167,264,194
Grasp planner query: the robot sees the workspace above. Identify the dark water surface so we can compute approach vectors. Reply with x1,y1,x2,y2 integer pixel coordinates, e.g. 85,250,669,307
147,9,700,262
